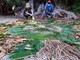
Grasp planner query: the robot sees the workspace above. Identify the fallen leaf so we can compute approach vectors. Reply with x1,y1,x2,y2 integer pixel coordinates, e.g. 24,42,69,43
73,25,80,31
75,33,80,39
0,47,6,58
15,37,28,43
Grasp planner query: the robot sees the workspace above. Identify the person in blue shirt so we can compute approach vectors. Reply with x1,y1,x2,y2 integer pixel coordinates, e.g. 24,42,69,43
44,0,54,18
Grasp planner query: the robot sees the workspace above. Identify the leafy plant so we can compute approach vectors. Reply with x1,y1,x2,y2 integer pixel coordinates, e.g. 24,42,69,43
71,3,80,13
0,33,10,40
4,0,23,6
8,21,79,59
10,39,44,59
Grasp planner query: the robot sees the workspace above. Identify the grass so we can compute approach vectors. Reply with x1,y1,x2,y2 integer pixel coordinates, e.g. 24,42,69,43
7,20,80,59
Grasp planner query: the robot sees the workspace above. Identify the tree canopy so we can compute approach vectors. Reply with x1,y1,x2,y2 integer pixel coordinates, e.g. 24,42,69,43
2,0,80,13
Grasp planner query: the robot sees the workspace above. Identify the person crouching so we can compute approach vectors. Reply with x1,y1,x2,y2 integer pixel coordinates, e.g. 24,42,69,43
44,0,54,18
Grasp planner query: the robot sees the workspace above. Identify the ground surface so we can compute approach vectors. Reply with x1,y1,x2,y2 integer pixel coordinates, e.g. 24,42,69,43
0,16,22,23
0,15,80,60
0,15,80,23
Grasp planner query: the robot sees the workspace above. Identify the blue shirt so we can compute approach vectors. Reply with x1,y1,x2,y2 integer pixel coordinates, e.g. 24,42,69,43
45,3,54,12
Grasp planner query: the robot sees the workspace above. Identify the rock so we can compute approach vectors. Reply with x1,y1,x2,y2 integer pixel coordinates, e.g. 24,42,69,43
1,55,11,60
25,44,33,50
24,57,36,60
47,27,54,31
53,26,63,32
23,26,35,30
53,6,79,20
38,25,46,28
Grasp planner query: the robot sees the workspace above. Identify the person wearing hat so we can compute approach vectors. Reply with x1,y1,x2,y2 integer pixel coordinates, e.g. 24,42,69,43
44,0,54,18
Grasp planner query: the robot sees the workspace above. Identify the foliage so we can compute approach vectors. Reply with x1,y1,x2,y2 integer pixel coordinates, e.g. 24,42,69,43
0,33,10,40
8,21,80,59
4,0,23,6
53,0,80,13
71,3,80,13
3,0,80,13
0,23,11,40
10,39,44,59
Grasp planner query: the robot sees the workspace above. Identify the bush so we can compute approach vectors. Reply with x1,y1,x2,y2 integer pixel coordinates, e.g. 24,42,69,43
4,0,23,6
71,3,80,13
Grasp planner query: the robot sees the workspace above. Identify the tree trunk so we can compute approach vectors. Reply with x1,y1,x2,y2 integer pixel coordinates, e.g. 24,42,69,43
0,0,3,15
53,6,78,20
53,0,61,6
29,0,35,20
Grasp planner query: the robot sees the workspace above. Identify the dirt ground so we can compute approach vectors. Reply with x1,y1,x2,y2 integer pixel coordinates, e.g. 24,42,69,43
0,15,22,23
0,15,80,24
